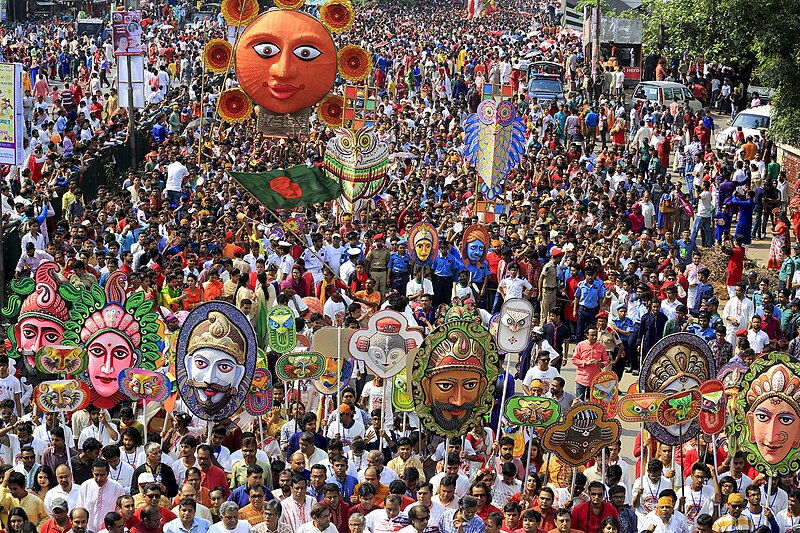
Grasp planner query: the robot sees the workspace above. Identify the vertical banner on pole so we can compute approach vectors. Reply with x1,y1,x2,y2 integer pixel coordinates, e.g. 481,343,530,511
0,63,23,165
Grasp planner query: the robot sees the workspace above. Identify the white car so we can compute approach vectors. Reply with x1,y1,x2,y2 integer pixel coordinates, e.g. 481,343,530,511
714,105,771,152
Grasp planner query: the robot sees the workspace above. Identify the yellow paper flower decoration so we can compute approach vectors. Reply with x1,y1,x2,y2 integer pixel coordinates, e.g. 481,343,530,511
338,45,372,83
317,94,344,127
274,0,305,9
218,88,253,123
320,0,354,33
203,39,233,73
221,0,259,25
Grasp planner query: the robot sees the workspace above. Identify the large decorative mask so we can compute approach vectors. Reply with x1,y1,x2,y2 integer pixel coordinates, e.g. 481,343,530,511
118,368,173,403
313,355,354,395
59,272,163,409
504,395,561,427
699,380,727,435
589,370,619,418
1,262,69,379
323,125,390,216
407,221,438,268
33,380,91,413
657,389,702,429
411,320,499,438
36,346,88,376
729,352,800,476
246,367,274,416
460,224,490,268
235,9,337,116
267,305,297,353
391,369,414,412
543,403,621,466
176,301,257,421
618,393,666,423
350,311,423,378
463,99,526,200
496,298,534,354
276,352,326,381
639,333,715,445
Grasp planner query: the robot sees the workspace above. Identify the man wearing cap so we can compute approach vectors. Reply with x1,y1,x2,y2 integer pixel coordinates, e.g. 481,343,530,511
366,236,391,301
301,234,328,285
276,242,295,284
40,498,71,533
713,493,754,533
596,312,625,376
539,249,562,317
641,495,686,533
432,240,459,309
573,267,608,343
325,404,365,451
339,248,361,286
387,242,411,295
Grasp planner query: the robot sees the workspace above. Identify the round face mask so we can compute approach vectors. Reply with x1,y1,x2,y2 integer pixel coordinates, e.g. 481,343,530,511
87,330,136,399
235,10,337,115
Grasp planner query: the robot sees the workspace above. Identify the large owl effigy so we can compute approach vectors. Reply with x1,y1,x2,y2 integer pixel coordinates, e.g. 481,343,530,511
323,125,390,216
463,100,526,201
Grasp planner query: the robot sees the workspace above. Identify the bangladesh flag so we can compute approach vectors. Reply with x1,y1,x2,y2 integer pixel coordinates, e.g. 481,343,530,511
229,165,343,210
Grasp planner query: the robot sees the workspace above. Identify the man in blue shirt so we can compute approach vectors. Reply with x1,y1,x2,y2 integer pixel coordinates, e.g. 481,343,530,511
163,498,210,533
388,242,411,294
584,107,599,149
152,114,171,144
431,239,458,308
573,267,607,342
610,306,634,373
688,312,717,341
691,268,714,316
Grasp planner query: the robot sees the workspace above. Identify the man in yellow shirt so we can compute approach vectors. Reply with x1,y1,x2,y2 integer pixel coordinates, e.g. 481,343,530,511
387,437,425,482
3,471,49,525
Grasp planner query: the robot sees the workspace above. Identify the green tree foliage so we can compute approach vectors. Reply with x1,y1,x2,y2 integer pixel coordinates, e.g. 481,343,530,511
626,0,800,145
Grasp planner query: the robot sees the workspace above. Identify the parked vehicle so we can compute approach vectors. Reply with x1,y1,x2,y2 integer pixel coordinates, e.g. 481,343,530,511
632,81,703,112
527,73,565,104
715,105,771,152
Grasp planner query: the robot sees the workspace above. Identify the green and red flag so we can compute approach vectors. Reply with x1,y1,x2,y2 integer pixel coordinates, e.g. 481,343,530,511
229,165,342,210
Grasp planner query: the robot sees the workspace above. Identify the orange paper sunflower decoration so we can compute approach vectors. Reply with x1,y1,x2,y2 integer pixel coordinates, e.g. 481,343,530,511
274,0,305,9
203,39,233,73
319,0,354,33
218,88,253,123
221,0,259,25
338,45,372,82
317,94,344,127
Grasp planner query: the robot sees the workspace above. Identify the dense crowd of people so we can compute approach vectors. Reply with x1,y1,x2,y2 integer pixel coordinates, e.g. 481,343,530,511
2,0,799,533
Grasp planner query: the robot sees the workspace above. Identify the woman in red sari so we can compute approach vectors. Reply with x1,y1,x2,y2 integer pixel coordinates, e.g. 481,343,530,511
768,210,790,270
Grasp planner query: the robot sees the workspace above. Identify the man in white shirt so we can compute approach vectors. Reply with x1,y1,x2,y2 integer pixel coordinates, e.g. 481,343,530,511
298,503,339,533
208,501,251,533
406,484,446,533
44,464,81,514
747,315,771,353
775,488,800,533
677,464,716,530
78,406,119,448
365,495,409,533
497,263,533,301
641,495,690,533
165,155,189,206
429,454,470,501
280,476,315,533
75,458,126,532
105,445,135,494
722,283,755,345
